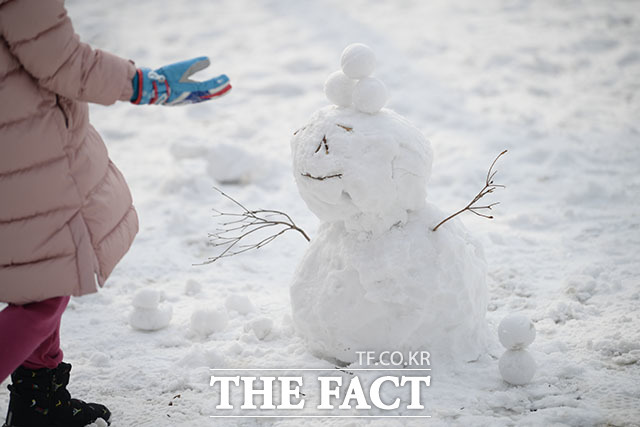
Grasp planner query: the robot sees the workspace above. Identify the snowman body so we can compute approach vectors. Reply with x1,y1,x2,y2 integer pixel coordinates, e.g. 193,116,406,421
290,45,488,364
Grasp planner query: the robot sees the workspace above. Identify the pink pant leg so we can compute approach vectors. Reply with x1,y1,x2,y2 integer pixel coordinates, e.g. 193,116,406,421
0,296,69,383
21,305,66,371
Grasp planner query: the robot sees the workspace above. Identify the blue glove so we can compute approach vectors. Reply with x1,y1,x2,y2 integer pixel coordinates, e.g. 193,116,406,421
131,56,231,105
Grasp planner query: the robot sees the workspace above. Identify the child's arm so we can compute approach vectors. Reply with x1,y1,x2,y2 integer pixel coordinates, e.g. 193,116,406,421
0,0,135,105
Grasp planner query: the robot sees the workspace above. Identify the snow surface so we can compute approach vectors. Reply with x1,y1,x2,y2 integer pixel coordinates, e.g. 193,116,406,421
2,0,639,426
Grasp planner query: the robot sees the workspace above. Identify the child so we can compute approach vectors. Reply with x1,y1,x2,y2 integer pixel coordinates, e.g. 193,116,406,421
0,0,230,425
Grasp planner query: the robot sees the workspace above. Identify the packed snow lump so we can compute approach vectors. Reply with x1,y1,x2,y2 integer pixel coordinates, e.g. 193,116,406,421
290,44,488,364
128,288,172,332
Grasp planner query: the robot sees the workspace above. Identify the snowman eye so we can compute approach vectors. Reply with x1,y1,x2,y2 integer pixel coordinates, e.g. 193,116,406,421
336,124,353,132
314,135,330,155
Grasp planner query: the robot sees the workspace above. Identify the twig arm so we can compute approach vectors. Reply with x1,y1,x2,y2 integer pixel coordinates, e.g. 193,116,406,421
200,188,311,265
432,150,507,232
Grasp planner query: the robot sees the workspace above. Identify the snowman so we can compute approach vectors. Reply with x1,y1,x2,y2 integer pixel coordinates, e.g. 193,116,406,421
290,44,488,365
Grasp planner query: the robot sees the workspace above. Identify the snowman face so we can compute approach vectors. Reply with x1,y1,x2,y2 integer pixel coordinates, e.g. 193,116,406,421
291,106,433,233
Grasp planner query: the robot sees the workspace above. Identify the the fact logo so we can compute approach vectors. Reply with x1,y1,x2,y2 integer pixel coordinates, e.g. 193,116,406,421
209,351,432,417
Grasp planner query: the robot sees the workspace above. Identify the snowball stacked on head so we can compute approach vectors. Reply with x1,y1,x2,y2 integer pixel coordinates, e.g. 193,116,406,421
324,71,356,108
324,43,388,114
341,43,376,78
290,43,489,365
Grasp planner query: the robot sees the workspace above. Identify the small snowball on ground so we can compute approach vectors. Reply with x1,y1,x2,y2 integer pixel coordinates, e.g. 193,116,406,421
341,43,376,79
225,294,255,315
499,349,537,385
132,288,162,309
245,317,274,340
498,313,536,350
184,279,202,296
129,305,173,331
191,308,229,337
353,77,388,114
324,70,356,107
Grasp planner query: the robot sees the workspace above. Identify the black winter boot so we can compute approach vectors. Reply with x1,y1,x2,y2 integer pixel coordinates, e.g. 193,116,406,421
49,362,111,427
3,365,54,427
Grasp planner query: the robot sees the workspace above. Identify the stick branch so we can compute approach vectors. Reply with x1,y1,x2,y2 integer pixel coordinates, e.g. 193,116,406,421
432,150,507,231
199,187,310,265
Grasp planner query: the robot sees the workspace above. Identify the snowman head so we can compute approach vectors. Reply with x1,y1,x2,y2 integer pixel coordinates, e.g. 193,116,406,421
291,44,433,234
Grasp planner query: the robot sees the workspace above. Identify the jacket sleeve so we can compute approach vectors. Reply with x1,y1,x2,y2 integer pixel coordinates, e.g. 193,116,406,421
0,0,135,104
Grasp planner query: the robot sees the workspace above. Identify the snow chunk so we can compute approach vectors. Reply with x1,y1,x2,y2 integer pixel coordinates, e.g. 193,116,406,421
84,418,109,427
225,294,255,315
190,308,229,337
244,317,274,340
227,342,243,355
612,350,640,366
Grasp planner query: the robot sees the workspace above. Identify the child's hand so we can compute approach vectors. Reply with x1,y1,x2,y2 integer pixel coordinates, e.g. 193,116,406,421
131,57,231,105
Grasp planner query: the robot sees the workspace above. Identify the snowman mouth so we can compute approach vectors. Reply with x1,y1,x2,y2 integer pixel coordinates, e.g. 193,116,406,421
301,172,343,181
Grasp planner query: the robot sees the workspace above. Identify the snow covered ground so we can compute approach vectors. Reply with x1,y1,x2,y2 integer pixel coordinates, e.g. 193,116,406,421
2,0,640,425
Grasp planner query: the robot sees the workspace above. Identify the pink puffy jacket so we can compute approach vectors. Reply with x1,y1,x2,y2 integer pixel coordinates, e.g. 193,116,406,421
0,0,138,304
